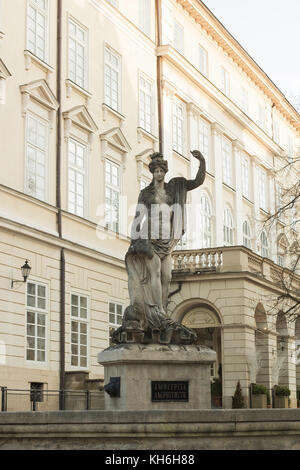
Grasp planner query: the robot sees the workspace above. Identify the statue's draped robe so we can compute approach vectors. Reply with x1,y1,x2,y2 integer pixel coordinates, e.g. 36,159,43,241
125,177,189,330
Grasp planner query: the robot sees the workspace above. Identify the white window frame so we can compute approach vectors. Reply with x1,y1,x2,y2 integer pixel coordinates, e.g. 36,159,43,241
173,20,184,54
26,0,50,63
241,87,248,114
70,292,89,369
68,138,88,218
260,231,269,258
199,194,212,248
108,301,123,346
105,159,121,232
68,17,88,90
25,112,49,202
139,0,151,36
26,281,48,364
222,137,232,186
199,45,208,77
198,118,210,171
259,168,267,211
104,44,122,113
172,99,185,155
242,220,251,249
139,73,153,133
221,67,230,96
241,153,250,199
223,207,234,246
258,104,266,131
273,121,280,145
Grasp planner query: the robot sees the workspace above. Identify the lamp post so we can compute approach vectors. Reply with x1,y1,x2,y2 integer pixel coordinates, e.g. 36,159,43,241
11,260,31,288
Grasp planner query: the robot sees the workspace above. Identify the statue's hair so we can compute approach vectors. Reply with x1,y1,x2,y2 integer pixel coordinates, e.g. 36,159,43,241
148,152,168,174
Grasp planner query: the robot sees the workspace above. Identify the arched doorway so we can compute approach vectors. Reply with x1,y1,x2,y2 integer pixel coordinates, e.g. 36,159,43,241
181,305,222,406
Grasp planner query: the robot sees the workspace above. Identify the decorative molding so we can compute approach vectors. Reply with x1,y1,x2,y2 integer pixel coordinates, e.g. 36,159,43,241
137,127,158,145
20,79,59,126
65,79,92,104
211,122,225,136
24,50,54,80
102,103,125,126
63,105,98,146
182,307,221,329
0,59,11,79
161,79,177,98
100,127,131,168
135,148,154,182
187,102,203,119
232,139,245,152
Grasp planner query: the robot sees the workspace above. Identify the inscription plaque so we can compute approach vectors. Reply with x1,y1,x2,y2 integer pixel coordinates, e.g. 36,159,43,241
151,381,189,402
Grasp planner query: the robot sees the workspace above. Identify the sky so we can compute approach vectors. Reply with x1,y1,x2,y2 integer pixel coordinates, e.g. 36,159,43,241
201,0,300,107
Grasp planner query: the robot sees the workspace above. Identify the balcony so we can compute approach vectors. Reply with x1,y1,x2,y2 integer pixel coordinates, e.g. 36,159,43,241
171,245,300,292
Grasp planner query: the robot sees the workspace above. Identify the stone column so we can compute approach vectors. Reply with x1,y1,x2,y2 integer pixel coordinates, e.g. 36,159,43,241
233,140,244,245
162,80,176,177
187,103,202,248
250,155,260,252
211,123,225,247
267,169,277,262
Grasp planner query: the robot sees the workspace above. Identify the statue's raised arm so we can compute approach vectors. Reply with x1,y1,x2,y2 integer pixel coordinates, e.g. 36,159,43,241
186,150,206,191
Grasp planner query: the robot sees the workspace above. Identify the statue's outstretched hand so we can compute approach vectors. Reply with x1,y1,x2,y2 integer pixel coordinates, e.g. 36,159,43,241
190,150,206,166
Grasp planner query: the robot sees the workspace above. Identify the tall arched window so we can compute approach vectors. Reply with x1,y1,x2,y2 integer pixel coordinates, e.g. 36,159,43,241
260,231,269,257
223,207,233,245
199,194,212,248
243,220,251,249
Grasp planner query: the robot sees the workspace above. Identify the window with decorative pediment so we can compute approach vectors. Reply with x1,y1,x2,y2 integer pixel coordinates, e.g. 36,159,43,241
63,105,98,219
20,79,58,202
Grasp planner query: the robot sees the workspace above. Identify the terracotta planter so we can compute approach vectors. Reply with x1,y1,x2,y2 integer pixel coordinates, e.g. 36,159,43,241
274,396,289,408
251,394,267,409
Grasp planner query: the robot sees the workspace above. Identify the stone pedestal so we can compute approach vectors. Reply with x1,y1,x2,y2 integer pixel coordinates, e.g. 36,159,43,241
98,343,216,410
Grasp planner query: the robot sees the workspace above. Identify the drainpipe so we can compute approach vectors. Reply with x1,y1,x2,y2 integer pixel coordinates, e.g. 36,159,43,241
155,0,163,154
56,0,65,406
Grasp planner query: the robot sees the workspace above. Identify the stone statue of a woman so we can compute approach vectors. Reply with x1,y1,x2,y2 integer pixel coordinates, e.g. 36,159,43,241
112,150,206,345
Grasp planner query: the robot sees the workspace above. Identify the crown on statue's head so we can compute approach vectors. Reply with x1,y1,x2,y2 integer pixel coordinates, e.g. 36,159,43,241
148,152,168,174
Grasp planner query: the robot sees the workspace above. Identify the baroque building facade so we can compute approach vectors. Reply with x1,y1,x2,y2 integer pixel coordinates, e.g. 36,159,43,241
0,0,299,409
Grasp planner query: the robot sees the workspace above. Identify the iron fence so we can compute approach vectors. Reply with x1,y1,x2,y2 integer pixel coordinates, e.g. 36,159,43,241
0,387,105,412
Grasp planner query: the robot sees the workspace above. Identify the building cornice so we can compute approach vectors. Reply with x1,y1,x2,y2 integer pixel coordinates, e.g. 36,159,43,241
175,0,300,132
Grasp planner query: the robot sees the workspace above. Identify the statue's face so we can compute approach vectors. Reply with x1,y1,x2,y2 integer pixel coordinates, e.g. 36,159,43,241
153,166,165,182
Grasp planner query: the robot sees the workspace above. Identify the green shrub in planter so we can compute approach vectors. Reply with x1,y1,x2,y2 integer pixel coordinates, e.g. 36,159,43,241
252,384,268,395
274,385,291,397
232,381,245,409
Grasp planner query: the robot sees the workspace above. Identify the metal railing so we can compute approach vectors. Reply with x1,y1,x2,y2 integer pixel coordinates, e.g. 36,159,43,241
0,387,105,412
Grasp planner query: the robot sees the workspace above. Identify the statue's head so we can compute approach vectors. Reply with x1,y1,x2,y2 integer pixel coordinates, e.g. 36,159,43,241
148,152,168,176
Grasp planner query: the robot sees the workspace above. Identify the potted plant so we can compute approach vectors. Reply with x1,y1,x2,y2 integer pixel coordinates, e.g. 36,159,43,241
232,381,245,409
274,385,291,408
251,383,268,408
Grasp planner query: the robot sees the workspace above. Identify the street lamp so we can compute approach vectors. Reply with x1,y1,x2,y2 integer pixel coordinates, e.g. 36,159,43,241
11,260,31,288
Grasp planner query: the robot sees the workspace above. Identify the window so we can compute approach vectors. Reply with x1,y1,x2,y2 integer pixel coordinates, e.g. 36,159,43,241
243,220,251,249
25,114,48,201
277,254,284,267
221,67,230,96
176,232,188,250
258,104,265,131
222,138,232,186
223,207,233,246
273,121,280,145
199,45,208,77
241,87,248,114
105,160,120,232
276,184,284,223
200,194,212,248
68,139,87,218
26,282,47,362
27,0,49,61
172,100,185,155
260,231,269,258
71,294,88,368
173,20,184,54
139,0,150,36
241,154,249,198
287,135,294,162
109,302,123,346
198,118,210,169
139,75,153,133
104,46,121,112
258,168,267,211
68,19,88,89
